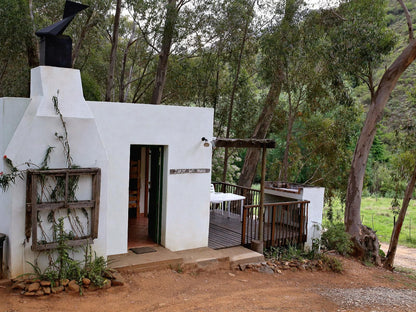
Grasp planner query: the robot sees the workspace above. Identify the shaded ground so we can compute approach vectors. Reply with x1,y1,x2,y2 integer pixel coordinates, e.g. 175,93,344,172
1,256,416,312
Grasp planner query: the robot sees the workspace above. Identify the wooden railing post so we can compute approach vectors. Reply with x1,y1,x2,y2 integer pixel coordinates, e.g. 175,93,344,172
299,203,305,245
258,147,267,246
241,206,247,245
271,205,276,246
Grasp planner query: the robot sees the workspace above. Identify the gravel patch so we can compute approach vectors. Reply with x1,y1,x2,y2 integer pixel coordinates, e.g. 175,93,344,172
320,287,416,310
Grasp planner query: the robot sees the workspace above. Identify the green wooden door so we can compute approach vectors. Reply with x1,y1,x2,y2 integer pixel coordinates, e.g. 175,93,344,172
148,146,163,244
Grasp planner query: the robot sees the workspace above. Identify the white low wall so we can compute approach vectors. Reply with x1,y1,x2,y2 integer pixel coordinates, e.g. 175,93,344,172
264,186,324,248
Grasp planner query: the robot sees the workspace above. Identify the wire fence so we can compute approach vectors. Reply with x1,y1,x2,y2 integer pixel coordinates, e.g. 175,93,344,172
361,214,416,246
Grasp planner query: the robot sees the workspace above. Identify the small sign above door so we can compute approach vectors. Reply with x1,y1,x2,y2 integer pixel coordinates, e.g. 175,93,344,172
170,168,211,175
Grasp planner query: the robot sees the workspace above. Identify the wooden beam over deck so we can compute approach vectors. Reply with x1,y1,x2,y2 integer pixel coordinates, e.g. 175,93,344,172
213,138,276,149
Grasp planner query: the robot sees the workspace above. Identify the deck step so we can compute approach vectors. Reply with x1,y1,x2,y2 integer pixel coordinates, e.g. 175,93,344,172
108,246,183,273
108,246,264,273
215,246,265,269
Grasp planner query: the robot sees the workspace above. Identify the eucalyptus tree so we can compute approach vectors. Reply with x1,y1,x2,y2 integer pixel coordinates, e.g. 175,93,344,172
220,0,257,182
105,0,122,101
383,65,416,269
0,0,38,96
325,0,416,263
238,0,306,187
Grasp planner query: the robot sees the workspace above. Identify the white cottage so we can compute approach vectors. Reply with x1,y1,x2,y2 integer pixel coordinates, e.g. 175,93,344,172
0,66,214,278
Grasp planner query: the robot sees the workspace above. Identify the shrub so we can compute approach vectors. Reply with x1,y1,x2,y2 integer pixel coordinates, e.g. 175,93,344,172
321,223,353,256
27,217,110,290
321,254,343,273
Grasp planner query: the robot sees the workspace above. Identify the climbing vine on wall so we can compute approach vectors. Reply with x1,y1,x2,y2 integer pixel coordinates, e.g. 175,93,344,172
1,94,101,250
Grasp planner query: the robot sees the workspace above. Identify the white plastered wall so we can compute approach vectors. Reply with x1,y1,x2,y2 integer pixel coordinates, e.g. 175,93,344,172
89,102,214,254
264,186,324,247
1,67,109,277
0,97,30,277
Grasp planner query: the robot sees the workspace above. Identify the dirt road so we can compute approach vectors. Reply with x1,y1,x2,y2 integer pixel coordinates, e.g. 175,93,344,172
1,256,416,312
380,242,416,270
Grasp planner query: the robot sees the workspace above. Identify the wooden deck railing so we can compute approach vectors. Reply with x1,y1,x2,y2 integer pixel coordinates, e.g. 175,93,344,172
242,201,309,248
212,182,260,215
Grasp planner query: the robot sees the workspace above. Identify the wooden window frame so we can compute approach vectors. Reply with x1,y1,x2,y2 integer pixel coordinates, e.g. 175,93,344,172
25,168,101,251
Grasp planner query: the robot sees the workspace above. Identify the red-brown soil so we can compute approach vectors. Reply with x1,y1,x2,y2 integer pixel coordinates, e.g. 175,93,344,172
1,256,416,312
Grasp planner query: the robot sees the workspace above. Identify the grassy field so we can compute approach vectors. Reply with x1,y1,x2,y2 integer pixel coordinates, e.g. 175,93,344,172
324,196,416,248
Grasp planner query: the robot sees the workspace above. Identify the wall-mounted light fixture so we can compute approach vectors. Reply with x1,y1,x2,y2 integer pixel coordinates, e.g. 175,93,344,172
201,137,210,147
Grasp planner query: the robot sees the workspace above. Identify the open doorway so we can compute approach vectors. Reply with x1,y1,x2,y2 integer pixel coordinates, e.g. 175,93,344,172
128,145,164,249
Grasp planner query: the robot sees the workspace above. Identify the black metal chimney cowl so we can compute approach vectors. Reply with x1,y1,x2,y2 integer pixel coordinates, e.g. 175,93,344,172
35,1,89,68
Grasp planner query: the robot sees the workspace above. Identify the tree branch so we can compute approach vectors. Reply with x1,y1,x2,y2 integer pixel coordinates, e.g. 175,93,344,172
398,0,414,41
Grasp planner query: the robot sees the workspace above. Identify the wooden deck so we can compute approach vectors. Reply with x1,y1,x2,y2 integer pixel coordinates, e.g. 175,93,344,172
208,211,242,249
208,202,308,250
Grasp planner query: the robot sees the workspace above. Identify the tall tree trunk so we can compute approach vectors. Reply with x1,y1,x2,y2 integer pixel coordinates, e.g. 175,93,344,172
222,15,250,182
279,112,295,182
150,0,178,104
238,80,282,187
119,24,137,102
398,0,414,42
72,12,96,67
384,164,416,270
26,0,39,68
345,38,416,264
105,0,122,102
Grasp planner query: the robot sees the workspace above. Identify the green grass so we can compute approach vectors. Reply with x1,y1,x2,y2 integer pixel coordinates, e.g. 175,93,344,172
324,196,416,248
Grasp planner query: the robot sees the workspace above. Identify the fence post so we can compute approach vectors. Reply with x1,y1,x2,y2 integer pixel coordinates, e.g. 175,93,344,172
410,217,412,241
372,214,374,230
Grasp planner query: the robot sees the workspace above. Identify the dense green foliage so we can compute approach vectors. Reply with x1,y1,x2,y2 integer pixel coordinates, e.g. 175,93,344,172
321,223,353,255
1,0,416,204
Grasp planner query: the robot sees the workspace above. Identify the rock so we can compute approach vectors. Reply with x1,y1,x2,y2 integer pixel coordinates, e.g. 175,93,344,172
43,287,51,295
61,279,69,287
109,272,125,287
111,278,124,287
27,282,41,292
228,273,235,277
104,271,115,279
12,282,26,290
67,280,80,292
12,276,27,283
82,278,91,285
40,280,51,287
51,286,64,294
87,284,99,291
35,289,45,296
24,291,36,296
258,266,275,275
